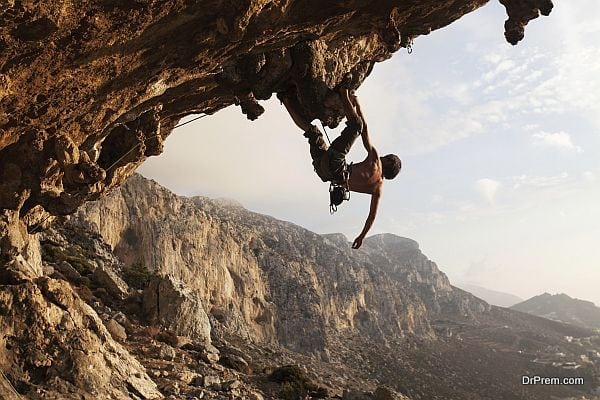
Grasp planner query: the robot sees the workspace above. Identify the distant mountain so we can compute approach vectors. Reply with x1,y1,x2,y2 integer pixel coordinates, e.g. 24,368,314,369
511,293,600,330
456,283,523,308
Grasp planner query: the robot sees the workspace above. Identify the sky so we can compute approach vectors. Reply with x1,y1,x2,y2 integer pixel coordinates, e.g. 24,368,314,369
139,1,600,305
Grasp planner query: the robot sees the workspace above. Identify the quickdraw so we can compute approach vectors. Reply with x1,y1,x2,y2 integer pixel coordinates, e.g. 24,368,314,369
329,164,351,214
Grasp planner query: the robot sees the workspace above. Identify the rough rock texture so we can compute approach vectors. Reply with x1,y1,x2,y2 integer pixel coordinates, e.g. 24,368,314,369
73,174,489,355
0,275,161,399
0,0,554,254
143,275,212,343
92,261,129,298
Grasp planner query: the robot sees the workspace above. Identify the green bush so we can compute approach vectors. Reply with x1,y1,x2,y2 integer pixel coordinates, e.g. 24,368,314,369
77,275,92,288
279,381,304,400
122,262,157,290
42,243,94,274
269,365,326,399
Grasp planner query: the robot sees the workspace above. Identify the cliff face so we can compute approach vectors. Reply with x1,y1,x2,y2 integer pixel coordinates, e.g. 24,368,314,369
0,0,554,264
71,174,489,356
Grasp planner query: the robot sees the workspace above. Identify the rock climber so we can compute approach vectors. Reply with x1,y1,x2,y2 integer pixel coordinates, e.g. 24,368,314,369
280,87,401,249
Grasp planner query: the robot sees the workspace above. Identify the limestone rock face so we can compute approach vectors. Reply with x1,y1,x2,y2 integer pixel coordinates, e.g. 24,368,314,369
74,174,489,355
0,0,553,241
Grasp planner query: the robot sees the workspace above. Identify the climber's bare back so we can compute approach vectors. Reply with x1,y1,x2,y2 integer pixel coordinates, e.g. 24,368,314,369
348,148,382,195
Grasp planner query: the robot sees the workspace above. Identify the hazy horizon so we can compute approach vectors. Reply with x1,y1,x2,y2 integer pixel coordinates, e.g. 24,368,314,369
140,1,600,305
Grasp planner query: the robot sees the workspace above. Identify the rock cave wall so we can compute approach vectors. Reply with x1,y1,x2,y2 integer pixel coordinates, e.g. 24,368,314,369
0,0,553,265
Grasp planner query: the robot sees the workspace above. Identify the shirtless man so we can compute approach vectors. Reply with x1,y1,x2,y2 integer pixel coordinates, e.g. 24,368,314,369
281,88,401,249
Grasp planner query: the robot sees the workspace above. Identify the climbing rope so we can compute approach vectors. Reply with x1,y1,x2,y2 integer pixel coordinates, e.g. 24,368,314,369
170,113,208,129
0,370,24,399
28,213,54,235
28,113,209,234
105,113,208,172
320,121,332,145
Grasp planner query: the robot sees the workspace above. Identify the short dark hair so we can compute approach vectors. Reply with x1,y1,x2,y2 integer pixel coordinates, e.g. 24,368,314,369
381,154,401,179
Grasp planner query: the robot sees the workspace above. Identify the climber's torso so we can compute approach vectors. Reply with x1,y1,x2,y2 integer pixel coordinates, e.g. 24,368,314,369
348,148,382,195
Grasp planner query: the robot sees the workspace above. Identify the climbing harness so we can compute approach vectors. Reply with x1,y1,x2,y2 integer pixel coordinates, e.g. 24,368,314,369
329,170,351,214
28,113,209,234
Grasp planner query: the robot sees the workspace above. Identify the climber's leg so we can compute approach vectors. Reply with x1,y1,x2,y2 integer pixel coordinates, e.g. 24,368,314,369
280,94,313,132
329,118,361,159
281,94,330,180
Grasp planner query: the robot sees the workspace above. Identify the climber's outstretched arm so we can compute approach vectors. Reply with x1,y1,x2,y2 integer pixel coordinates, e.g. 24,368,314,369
352,186,381,249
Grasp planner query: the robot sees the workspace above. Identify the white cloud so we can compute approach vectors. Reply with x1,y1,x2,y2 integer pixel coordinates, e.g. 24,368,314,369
531,131,583,152
482,59,516,82
523,123,539,131
583,171,596,182
511,172,570,190
431,194,444,205
476,178,501,205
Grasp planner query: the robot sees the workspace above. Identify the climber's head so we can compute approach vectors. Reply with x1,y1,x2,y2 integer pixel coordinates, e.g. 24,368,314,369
380,154,401,180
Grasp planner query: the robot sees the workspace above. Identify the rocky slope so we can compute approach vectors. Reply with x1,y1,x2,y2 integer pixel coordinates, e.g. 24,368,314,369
6,173,593,400
512,293,600,330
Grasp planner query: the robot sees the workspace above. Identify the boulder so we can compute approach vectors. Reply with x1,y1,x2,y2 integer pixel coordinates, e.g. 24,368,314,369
203,375,221,389
0,275,161,399
105,319,127,342
201,350,220,364
159,344,177,361
55,260,81,281
374,386,411,400
343,390,373,400
248,391,265,400
92,262,129,298
143,275,211,343
220,354,252,374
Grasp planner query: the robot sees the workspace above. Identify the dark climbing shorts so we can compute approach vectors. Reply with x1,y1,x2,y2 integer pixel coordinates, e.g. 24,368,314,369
304,120,361,184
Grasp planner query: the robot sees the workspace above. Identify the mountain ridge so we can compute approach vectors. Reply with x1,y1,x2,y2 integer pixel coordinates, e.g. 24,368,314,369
63,173,599,399
456,282,523,307
512,292,600,330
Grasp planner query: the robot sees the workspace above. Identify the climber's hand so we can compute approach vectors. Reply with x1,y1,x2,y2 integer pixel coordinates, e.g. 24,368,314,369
352,236,363,249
